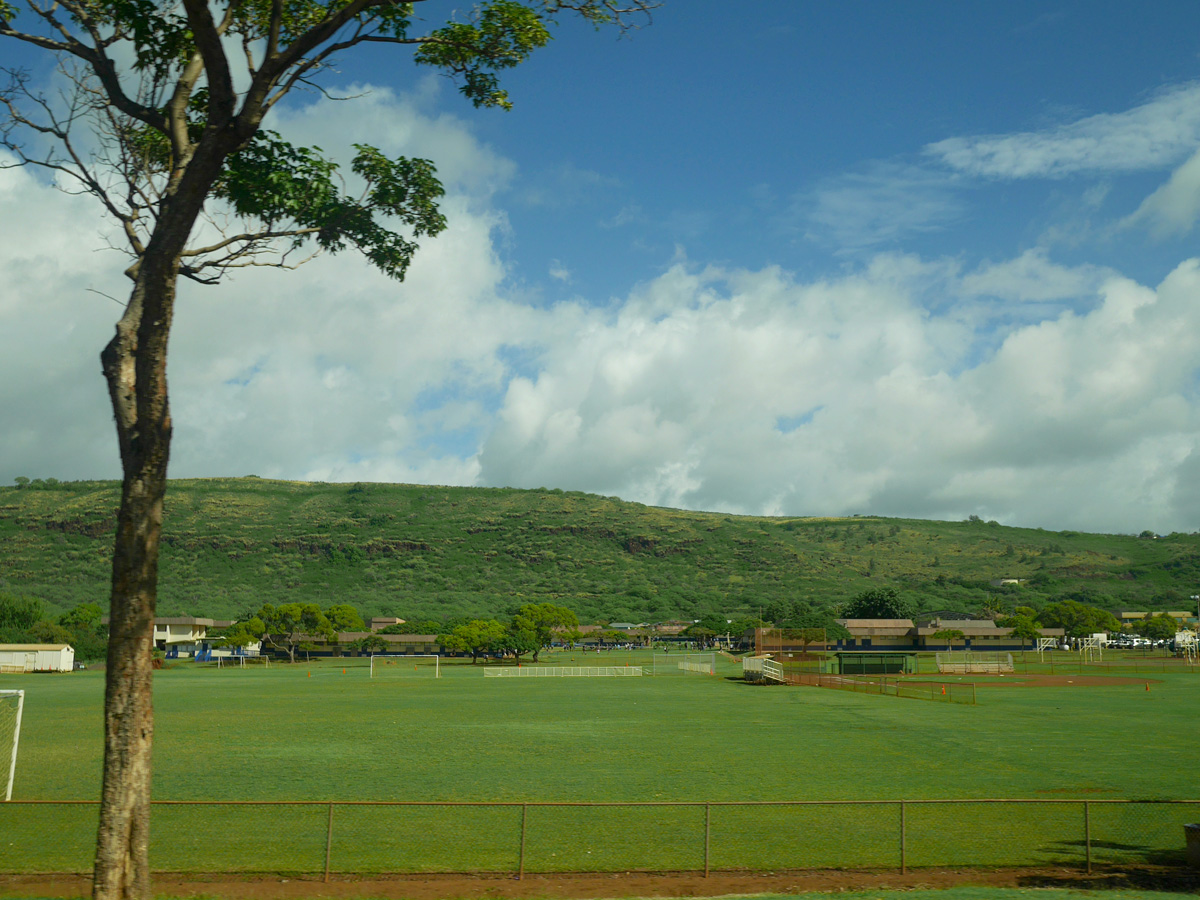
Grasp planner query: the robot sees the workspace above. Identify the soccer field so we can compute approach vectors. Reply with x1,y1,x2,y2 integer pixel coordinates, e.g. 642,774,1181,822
3,651,1198,875
12,650,1197,802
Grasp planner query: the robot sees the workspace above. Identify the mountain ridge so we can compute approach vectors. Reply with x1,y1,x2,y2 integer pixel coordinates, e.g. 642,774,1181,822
1,477,1195,623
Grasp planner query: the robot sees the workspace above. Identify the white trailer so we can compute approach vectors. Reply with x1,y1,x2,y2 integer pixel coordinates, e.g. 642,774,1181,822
0,644,75,673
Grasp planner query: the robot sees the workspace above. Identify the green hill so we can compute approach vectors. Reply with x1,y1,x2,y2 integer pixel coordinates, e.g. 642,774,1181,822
1,477,1197,623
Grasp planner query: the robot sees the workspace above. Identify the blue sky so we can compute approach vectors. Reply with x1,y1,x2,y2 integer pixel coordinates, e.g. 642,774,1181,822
4,1,1200,533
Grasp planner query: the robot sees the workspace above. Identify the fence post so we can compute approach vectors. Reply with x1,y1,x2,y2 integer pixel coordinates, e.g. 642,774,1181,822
324,802,334,883
518,803,527,880
899,800,906,875
704,802,711,877
1084,800,1091,874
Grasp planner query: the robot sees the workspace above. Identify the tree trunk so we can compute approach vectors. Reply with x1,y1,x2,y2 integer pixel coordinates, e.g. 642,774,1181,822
93,259,176,900
92,154,226,900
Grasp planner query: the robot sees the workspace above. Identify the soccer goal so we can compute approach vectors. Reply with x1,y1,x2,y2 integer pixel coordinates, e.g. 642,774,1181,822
1,690,24,802
370,654,440,678
1079,636,1103,663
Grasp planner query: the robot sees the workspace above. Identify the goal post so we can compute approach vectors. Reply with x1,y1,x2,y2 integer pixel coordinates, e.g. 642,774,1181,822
370,654,440,678
1,690,24,802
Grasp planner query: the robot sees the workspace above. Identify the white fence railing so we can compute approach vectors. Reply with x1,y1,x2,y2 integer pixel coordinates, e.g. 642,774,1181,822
484,666,643,677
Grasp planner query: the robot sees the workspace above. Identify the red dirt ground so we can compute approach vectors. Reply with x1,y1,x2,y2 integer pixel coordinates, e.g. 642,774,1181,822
906,674,1163,688
5,866,1200,899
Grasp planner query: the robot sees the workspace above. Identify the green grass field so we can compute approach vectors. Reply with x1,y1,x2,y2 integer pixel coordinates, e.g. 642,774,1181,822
3,652,1199,877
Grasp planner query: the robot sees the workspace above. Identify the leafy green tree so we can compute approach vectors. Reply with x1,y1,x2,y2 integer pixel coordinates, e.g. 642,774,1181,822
325,604,365,633
59,602,103,633
508,603,578,662
1001,614,1042,650
682,624,718,647
59,608,110,662
1132,613,1179,642
1036,600,1120,637
0,592,42,633
498,619,540,663
933,628,965,651
439,619,507,663
694,613,729,633
0,4,654,891
213,617,266,649
353,634,390,654
258,603,334,664
30,618,75,645
842,587,915,620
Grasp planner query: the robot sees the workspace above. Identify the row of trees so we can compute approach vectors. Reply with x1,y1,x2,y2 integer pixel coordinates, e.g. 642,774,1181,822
438,603,578,663
0,593,107,660
212,601,581,665
217,602,366,663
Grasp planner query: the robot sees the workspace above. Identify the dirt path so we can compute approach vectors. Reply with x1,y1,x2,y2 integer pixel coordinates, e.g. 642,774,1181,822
905,674,1161,688
5,867,1199,899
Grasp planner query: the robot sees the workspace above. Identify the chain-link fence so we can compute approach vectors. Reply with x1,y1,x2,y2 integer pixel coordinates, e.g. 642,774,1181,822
773,666,978,704
3,799,1197,878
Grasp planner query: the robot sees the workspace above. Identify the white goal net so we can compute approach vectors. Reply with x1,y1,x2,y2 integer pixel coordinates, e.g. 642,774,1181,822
370,654,440,678
0,690,24,802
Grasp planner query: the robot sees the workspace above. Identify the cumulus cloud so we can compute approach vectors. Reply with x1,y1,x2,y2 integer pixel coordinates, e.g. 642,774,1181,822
0,86,538,486
477,256,1200,533
5,80,1200,536
926,82,1200,179
1122,146,1200,237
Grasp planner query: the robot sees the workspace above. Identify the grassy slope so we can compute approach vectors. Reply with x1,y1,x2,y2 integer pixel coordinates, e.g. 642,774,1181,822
0,477,1197,622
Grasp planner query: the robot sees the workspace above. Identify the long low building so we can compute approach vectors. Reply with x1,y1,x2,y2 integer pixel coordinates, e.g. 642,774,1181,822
756,618,1065,653
0,644,75,673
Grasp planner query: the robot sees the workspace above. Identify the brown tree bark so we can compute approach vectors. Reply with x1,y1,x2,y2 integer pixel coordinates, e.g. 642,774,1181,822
93,158,230,900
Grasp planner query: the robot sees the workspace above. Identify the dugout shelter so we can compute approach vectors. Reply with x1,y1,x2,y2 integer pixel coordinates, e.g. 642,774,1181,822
831,651,917,675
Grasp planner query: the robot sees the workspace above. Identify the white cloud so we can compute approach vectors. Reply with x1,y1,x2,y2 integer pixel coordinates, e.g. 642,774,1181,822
5,80,1200,537
1122,146,1200,237
477,256,1200,533
0,88,539,486
802,162,964,251
927,82,1200,179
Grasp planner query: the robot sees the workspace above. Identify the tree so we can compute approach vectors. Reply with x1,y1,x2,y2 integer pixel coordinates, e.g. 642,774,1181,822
353,634,389,654
0,592,43,638
212,616,266,649
842,587,915,620
60,602,103,633
257,603,334,664
0,4,655,895
932,628,965,651
682,624,717,648
439,619,507,663
1001,614,1042,651
1132,613,1178,643
508,603,578,662
60,602,109,662
325,604,365,634
1036,599,1120,637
